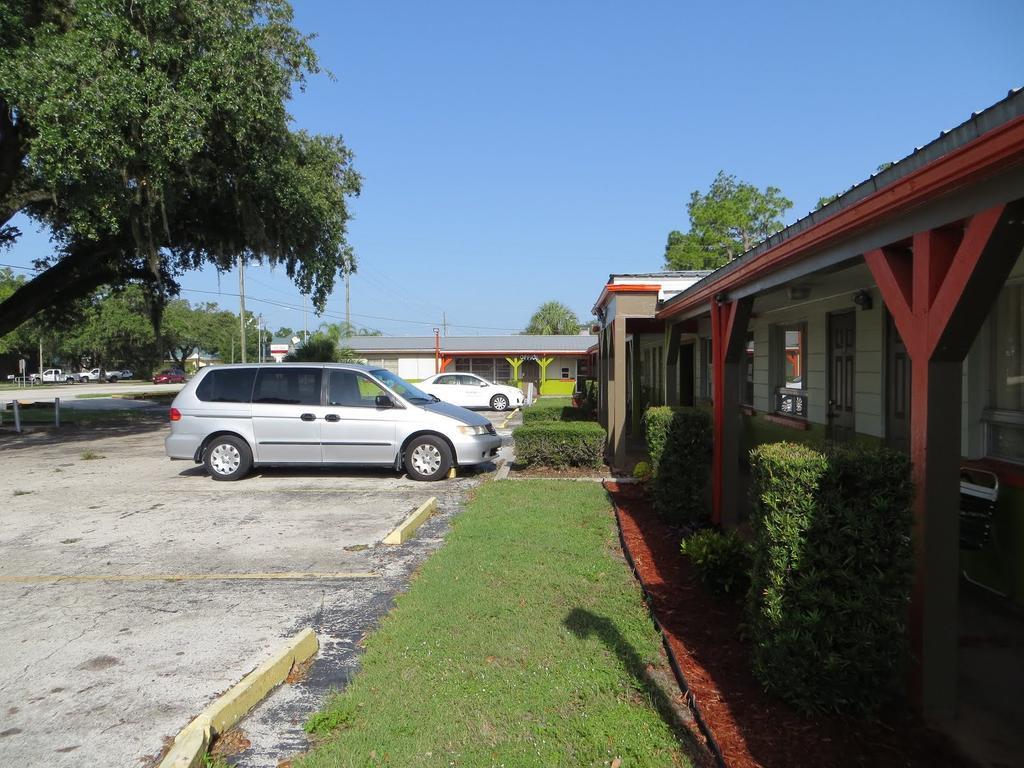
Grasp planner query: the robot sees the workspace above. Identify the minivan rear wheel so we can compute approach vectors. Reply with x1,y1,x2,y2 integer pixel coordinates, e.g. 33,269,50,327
205,435,252,481
405,435,452,482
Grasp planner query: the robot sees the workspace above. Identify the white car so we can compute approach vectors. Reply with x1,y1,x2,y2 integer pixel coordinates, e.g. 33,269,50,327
417,373,524,412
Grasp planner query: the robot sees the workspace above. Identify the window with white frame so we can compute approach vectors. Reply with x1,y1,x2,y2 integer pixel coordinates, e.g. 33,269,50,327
742,332,754,407
773,324,807,417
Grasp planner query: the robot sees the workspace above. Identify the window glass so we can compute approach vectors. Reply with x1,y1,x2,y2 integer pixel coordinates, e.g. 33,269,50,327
495,359,512,383
435,375,457,385
454,357,472,372
459,375,482,386
783,328,805,389
561,367,570,379
328,370,387,407
993,283,1023,411
252,368,322,405
195,368,256,403
470,358,495,380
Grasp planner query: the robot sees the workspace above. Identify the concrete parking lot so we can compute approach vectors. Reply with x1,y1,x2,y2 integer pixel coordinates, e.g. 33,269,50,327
0,413,513,767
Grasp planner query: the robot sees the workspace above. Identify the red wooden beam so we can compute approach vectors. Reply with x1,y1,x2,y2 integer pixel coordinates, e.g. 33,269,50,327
659,115,1024,322
863,202,1018,715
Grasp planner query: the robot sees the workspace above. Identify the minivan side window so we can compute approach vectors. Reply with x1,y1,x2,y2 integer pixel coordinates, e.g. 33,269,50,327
195,368,257,403
252,368,323,405
328,370,387,407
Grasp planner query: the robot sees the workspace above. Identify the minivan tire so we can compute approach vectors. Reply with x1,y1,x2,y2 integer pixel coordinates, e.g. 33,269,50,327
489,394,509,412
204,435,252,481
405,435,452,482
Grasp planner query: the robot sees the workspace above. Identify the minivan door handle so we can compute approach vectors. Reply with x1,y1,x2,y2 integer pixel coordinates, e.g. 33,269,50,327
300,413,316,422
324,414,340,422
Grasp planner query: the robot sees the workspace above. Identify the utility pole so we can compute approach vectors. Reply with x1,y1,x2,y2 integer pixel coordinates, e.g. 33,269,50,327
442,312,448,337
38,338,42,377
344,269,351,336
238,254,247,363
303,295,308,343
257,314,263,363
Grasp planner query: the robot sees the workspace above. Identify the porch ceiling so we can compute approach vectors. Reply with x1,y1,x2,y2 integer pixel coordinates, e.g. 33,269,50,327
750,261,875,316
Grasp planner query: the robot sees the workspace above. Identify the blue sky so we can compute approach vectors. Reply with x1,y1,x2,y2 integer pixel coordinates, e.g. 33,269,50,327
5,0,1024,336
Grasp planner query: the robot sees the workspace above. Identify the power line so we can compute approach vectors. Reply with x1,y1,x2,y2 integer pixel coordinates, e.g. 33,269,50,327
0,263,526,334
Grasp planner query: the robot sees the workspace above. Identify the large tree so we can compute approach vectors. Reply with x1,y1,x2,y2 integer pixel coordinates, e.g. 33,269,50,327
0,0,360,337
664,171,792,270
525,301,582,335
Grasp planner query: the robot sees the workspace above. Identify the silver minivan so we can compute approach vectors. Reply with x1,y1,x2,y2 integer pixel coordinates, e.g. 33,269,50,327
165,363,503,481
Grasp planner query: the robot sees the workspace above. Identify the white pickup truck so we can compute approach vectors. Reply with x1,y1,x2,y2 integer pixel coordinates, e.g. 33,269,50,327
30,368,81,384
79,367,133,382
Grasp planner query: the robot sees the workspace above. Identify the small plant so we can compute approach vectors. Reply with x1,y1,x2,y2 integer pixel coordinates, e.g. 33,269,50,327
632,461,652,482
680,528,752,600
513,422,606,468
522,400,594,424
12,489,31,496
80,450,105,460
201,753,230,768
305,701,356,735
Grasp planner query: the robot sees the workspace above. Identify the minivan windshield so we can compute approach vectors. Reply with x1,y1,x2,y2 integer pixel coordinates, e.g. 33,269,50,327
371,369,435,404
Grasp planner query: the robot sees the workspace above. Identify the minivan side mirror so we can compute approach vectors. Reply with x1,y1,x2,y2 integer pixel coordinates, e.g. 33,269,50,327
375,394,395,408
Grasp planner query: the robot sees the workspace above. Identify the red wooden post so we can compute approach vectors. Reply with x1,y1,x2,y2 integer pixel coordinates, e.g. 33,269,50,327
864,202,1021,716
710,296,753,527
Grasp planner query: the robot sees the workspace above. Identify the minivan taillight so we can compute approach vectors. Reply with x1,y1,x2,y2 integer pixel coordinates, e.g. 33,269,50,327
169,407,181,422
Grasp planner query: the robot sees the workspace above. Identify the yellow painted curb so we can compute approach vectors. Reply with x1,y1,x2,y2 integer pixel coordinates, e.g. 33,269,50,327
500,408,520,428
158,628,319,768
447,466,457,479
383,497,438,545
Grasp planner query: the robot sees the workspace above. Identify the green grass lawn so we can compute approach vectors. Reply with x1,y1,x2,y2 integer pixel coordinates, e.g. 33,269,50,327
297,480,695,768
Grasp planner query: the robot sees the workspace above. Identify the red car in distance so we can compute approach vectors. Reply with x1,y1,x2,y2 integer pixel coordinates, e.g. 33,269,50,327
152,369,187,384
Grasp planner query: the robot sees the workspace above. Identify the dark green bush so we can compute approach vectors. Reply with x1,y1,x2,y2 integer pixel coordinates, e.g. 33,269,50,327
523,400,594,424
746,441,914,715
642,406,712,522
681,528,752,601
514,422,606,468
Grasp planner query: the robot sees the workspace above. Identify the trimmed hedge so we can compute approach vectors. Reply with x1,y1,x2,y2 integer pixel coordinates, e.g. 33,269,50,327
523,399,595,424
514,422,606,468
747,441,914,715
681,528,752,601
642,406,712,522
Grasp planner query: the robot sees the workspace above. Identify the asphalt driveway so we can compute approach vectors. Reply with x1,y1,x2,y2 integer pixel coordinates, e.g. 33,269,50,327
0,418,508,767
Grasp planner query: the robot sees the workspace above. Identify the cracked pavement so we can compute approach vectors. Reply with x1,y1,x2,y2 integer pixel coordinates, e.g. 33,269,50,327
0,415,511,767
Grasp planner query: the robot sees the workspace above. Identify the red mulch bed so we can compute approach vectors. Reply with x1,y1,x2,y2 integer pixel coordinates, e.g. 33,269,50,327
605,482,974,768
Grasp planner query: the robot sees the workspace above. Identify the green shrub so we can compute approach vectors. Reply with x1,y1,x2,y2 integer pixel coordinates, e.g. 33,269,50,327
643,407,712,522
514,422,606,468
523,399,594,424
746,441,914,715
632,461,652,482
681,528,752,600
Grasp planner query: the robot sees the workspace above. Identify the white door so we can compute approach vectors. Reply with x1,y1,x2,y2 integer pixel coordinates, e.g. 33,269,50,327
457,374,489,407
321,369,399,464
250,367,323,463
427,373,465,406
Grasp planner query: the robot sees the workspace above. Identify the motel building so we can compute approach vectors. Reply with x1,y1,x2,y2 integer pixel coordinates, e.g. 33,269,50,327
594,89,1024,758
344,334,595,394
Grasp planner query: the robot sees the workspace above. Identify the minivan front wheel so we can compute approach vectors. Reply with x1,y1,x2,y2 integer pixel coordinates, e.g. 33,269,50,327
205,435,252,481
405,435,452,482
489,394,509,412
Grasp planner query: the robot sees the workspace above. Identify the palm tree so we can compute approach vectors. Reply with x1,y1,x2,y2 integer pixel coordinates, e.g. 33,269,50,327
525,301,581,335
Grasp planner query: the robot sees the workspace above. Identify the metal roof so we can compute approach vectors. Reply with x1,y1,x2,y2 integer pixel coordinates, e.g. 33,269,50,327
345,335,595,354
658,86,1024,315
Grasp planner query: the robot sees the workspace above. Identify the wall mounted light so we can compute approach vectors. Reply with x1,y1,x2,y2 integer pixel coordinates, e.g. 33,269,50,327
787,285,811,301
853,289,873,310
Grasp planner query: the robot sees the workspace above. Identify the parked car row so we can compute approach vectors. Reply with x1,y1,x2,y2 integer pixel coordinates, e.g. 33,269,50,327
26,367,134,383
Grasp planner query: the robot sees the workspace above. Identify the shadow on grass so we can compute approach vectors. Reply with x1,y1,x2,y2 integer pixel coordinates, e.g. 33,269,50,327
563,608,714,766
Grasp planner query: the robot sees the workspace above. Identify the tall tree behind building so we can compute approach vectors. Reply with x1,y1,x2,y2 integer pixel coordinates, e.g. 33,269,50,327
664,172,792,270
